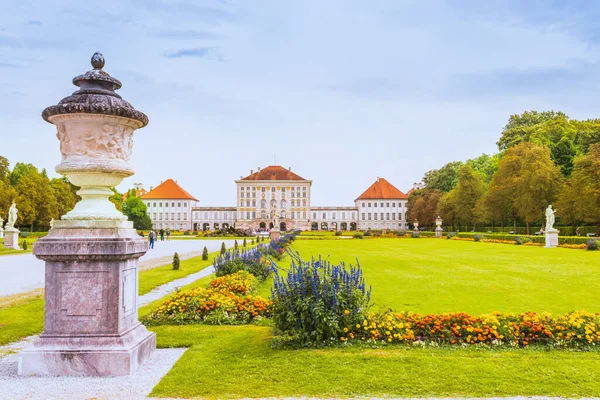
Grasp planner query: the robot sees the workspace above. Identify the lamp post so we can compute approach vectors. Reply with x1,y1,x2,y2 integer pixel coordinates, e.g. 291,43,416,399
435,216,443,238
19,53,155,376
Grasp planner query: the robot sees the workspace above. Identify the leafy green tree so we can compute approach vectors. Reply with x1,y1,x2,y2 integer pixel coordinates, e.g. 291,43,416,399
123,196,152,230
437,190,457,230
466,153,500,183
422,161,463,192
172,252,180,270
406,189,442,227
557,144,600,231
9,163,39,186
497,110,568,150
14,175,39,229
110,188,124,211
453,165,486,231
50,178,76,218
0,156,9,183
202,246,209,260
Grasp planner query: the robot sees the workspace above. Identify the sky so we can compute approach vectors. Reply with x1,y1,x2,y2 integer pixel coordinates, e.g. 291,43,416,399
1,0,600,206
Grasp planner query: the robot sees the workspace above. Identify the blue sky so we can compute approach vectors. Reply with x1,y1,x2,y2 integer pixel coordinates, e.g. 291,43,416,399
1,0,600,206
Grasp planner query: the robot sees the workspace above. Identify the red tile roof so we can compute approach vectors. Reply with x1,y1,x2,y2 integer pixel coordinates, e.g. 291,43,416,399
141,179,198,201
241,165,307,181
355,178,408,200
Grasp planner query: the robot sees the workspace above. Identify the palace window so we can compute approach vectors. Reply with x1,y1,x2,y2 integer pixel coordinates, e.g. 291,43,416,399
246,200,251,207
313,212,317,219
214,212,218,219
342,212,345,219
159,213,163,220
184,202,187,207
323,213,326,219
240,200,244,207
171,203,175,207
281,211,286,218
374,203,377,207
252,200,256,207
302,212,306,218
261,199,266,208
152,213,156,220
246,212,251,219
261,187,265,192
270,199,276,207
159,202,162,207
380,203,384,207
386,202,389,207
240,193,244,198
381,213,384,220
261,210,266,219
281,200,287,209
392,202,396,207
184,213,188,220
252,187,256,191
165,214,169,221
351,212,356,219
178,202,181,208
368,213,371,220
224,213,227,220
303,193,306,198
252,192,256,198
172,213,175,220
291,200,295,207
152,202,156,208
291,193,295,198
399,213,403,220
282,187,286,193
386,213,389,220
303,200,307,206
241,187,244,191
303,187,306,191
374,214,378,220
291,211,295,219
271,187,276,192
252,211,256,219
368,203,371,207
392,213,396,220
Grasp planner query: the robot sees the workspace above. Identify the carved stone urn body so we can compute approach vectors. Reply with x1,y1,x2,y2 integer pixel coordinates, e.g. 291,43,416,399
19,53,155,376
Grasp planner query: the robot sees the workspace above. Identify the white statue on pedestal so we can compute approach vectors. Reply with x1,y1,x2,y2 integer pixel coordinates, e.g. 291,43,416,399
6,201,18,230
545,205,556,231
271,203,279,228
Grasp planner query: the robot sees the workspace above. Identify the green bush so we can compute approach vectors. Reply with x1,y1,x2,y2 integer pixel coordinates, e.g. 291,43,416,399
22,240,27,251
220,241,226,255
234,240,239,251
353,232,363,239
587,239,599,251
514,236,531,245
363,231,371,237
19,232,30,238
202,246,209,260
334,231,342,236
243,238,247,247
172,252,180,270
411,232,420,238
446,232,457,239
214,247,272,282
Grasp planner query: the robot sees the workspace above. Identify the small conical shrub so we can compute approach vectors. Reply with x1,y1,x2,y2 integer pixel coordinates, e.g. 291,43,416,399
243,238,247,247
172,252,180,270
202,246,209,260
234,240,239,251
251,239,255,245
220,241,226,254
22,240,27,251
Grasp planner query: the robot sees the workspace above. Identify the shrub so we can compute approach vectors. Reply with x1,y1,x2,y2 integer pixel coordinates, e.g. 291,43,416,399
22,240,27,251
353,232,363,239
515,236,531,245
172,252,180,270
411,232,420,238
183,230,190,236
363,230,371,237
214,246,272,281
334,231,342,236
586,239,599,251
243,238,247,247
19,232,30,238
234,240,239,251
473,234,485,242
144,271,271,325
271,254,371,346
251,239,255,245
202,246,208,260
220,241,226,254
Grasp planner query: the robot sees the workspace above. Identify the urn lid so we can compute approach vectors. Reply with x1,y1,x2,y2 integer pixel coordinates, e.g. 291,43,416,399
42,52,149,127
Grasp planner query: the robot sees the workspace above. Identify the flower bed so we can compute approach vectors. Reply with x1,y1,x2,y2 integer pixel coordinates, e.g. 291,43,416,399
214,246,273,281
339,311,600,348
143,271,272,325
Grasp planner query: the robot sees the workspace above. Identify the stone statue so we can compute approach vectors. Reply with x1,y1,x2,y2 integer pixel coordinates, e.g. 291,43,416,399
6,201,18,230
545,205,557,231
271,203,279,228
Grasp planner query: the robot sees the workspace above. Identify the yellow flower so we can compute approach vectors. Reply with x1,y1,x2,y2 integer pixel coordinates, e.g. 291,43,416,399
343,327,348,332
344,310,350,315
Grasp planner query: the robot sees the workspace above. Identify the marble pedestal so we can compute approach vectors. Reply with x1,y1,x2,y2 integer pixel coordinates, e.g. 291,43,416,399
19,220,155,376
269,228,281,242
0,227,4,239
545,229,559,248
4,228,20,249
435,227,443,238
413,229,420,237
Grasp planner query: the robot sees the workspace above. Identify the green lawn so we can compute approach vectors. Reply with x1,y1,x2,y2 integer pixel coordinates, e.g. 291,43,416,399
150,325,600,398
286,238,600,314
0,237,37,255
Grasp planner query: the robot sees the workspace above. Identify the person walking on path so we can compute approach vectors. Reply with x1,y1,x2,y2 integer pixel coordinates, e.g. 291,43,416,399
160,229,165,241
148,230,156,249
166,228,171,241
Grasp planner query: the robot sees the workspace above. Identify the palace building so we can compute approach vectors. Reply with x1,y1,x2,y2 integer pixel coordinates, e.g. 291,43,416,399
140,166,410,231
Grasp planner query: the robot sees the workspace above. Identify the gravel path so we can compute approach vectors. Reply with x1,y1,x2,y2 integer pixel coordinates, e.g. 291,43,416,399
0,239,234,296
139,265,215,306
0,347,186,400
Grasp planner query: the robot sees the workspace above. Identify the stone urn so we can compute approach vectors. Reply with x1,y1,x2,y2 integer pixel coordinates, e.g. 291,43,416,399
435,216,443,238
19,53,155,376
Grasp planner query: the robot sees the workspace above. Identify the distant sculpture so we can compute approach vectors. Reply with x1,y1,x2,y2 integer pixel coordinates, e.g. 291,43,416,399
271,203,279,228
545,205,557,231
6,201,17,230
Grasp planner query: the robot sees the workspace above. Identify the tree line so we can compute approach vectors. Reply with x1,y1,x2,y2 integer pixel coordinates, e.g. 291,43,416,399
0,156,151,231
407,111,600,235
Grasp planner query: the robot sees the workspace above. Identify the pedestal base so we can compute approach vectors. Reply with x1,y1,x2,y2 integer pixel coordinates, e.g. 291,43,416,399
545,229,559,248
18,323,156,376
4,228,19,249
0,228,4,239
435,227,443,238
19,219,154,376
270,228,281,242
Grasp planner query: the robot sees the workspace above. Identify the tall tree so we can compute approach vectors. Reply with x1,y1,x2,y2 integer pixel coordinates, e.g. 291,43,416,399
0,156,9,183
437,190,457,230
50,178,77,218
497,110,568,151
557,144,600,231
453,165,486,231
422,161,463,192
123,196,152,230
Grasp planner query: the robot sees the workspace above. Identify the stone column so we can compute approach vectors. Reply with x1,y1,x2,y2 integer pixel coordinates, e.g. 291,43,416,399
19,53,155,376
545,228,559,248
3,228,19,249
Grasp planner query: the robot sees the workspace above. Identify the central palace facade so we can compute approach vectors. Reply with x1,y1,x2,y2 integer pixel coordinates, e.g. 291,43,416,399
140,165,413,231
